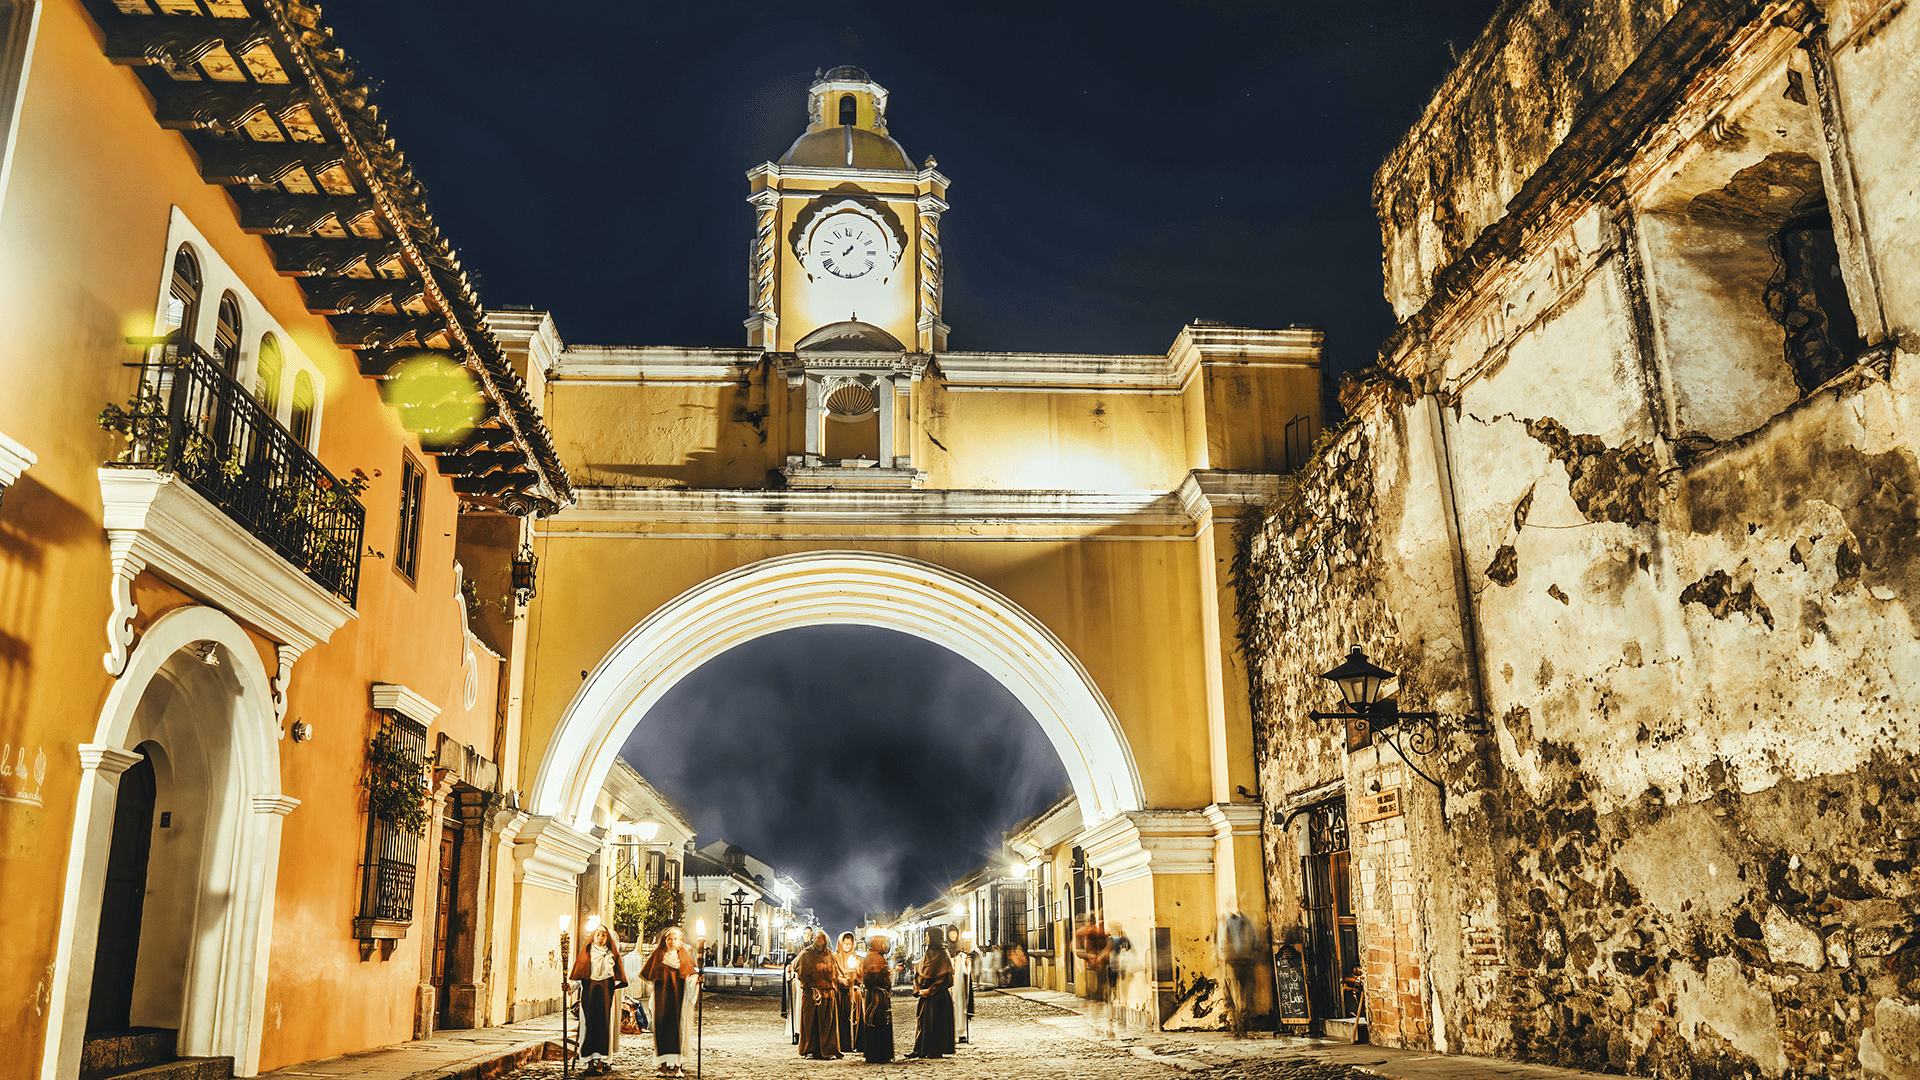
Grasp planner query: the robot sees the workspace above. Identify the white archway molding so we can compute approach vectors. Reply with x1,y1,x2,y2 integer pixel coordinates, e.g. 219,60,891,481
43,605,291,1080
530,550,1145,830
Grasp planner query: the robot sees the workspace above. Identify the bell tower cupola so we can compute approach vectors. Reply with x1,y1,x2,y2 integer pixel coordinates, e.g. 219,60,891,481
744,67,949,355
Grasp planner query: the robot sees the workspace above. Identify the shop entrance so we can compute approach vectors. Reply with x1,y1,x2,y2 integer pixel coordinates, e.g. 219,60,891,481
1300,797,1358,1021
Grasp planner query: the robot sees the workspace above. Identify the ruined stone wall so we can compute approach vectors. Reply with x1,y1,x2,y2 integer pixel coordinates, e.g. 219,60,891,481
1248,0,1920,1075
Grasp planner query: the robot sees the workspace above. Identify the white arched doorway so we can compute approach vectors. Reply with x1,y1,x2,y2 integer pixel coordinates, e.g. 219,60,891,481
43,605,293,1080
528,550,1144,830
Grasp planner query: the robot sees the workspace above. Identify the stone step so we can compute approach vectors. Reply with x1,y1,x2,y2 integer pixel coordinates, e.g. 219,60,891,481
87,1056,232,1080
81,1029,177,1075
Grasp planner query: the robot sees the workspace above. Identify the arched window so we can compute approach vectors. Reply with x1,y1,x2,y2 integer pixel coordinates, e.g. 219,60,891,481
254,334,282,414
839,93,857,127
163,246,201,341
213,292,242,377
290,370,316,448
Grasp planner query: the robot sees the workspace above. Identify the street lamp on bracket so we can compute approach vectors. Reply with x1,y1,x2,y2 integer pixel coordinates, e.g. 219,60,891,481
1307,645,1489,817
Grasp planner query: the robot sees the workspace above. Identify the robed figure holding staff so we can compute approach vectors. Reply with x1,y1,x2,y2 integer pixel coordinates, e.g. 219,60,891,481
834,932,861,1051
637,926,700,1078
907,931,956,1059
569,925,629,1075
795,931,843,1059
853,936,895,1062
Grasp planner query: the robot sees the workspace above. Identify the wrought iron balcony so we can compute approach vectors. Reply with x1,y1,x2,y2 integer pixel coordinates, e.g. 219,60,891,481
111,342,364,605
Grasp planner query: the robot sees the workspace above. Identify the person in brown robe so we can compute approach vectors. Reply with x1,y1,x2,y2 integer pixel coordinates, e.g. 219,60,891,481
853,936,895,1063
834,932,861,1051
570,925,630,1076
907,931,956,1059
795,931,843,1059
636,926,700,1078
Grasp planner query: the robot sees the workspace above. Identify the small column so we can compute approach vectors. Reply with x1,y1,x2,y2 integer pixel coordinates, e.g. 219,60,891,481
803,374,823,462
42,746,148,1080
414,771,457,1039
876,375,896,468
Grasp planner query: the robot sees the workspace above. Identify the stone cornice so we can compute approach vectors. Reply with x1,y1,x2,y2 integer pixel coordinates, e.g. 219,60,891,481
98,470,357,670
1201,802,1265,840
251,795,300,817
512,815,598,894
555,486,1193,529
370,683,441,725
78,744,147,777
0,428,34,487
939,325,1320,390
1177,471,1287,525
1079,809,1216,886
550,345,766,382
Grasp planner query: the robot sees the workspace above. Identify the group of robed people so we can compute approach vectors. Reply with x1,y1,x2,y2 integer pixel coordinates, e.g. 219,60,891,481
565,924,702,1078
790,929,960,1062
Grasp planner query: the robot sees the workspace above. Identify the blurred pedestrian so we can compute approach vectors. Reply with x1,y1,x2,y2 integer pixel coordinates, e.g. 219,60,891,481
796,930,843,1059
637,925,699,1078
1007,941,1029,987
1073,916,1114,1036
1217,911,1264,1038
907,931,956,1058
854,935,895,1063
570,924,629,1076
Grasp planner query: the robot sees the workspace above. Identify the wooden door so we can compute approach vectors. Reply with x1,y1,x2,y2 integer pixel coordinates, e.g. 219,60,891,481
432,822,460,1028
88,755,156,1033
1300,797,1358,1020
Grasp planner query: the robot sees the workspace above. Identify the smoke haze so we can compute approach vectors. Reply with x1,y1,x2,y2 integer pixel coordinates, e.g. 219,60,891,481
620,625,1069,932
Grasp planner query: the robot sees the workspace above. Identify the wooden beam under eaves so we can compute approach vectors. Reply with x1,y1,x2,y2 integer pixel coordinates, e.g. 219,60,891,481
356,347,462,379
231,193,376,237
327,314,449,352
300,278,427,316
433,450,529,477
101,16,272,76
452,471,539,496
265,236,404,278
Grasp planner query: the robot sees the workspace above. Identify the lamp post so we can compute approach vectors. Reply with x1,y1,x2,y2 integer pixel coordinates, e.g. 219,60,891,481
694,918,706,1079
1305,645,1488,818
559,914,573,1080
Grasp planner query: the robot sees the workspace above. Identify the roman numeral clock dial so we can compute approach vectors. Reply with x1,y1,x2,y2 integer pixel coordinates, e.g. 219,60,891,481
809,213,884,281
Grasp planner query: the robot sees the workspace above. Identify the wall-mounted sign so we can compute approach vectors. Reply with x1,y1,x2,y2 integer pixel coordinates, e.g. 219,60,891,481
1356,787,1401,824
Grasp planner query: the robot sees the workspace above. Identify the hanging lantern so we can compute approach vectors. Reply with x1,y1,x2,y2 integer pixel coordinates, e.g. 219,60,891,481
511,544,538,606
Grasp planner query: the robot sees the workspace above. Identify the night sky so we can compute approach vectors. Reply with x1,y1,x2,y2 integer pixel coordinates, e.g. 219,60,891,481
316,2,1503,931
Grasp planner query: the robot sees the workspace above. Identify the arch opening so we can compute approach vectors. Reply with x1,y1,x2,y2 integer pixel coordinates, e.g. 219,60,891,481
530,552,1143,837
619,623,1072,929
43,606,288,1080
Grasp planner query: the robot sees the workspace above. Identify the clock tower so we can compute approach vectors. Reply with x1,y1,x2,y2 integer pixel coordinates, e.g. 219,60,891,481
744,67,949,354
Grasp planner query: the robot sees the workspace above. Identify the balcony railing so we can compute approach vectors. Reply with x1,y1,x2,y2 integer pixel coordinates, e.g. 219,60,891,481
115,343,364,605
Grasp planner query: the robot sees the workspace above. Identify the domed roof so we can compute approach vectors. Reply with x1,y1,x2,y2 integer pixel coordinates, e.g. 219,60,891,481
819,65,870,84
779,126,913,171
795,320,906,353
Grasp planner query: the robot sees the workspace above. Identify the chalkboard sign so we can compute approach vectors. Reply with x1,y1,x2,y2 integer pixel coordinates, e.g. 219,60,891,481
1274,943,1311,1025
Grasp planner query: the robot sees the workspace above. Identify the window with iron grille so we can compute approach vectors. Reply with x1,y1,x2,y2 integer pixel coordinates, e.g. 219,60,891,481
354,714,428,941
395,450,425,583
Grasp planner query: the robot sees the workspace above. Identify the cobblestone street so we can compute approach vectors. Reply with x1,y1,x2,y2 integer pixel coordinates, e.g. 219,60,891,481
496,992,1377,1080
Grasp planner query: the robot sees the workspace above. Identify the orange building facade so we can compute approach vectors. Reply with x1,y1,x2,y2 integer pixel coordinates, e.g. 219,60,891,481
0,2,570,1077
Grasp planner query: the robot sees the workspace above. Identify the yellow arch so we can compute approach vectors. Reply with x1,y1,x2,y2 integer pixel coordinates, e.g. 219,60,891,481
528,550,1144,828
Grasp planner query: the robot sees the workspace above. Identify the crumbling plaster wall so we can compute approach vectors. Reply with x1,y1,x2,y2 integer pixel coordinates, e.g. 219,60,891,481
1248,0,1920,1074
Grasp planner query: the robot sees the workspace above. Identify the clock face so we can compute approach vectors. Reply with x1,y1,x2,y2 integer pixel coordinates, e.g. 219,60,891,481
816,215,883,280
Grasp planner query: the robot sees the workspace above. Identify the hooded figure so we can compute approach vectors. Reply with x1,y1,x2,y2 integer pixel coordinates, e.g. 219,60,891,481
636,925,700,1077
854,935,896,1062
835,932,861,1050
908,926,956,1059
569,925,630,1075
795,930,843,1059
